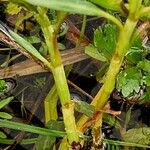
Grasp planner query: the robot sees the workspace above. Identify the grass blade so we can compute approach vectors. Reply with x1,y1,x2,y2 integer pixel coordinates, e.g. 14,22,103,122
0,119,66,137
0,138,38,145
9,30,53,70
0,97,14,109
103,139,150,148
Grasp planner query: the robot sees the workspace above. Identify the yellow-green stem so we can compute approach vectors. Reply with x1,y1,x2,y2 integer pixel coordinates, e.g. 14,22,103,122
36,7,79,143
77,18,138,132
138,6,150,18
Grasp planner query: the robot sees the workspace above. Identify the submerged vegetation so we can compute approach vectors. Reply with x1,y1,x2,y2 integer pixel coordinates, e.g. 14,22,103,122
0,0,150,149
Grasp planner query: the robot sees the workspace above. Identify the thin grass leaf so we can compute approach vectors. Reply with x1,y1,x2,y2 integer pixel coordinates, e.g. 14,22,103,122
0,97,14,109
0,112,12,119
36,121,65,150
103,139,150,148
0,119,66,137
0,131,7,139
124,107,132,129
0,138,37,145
9,30,53,70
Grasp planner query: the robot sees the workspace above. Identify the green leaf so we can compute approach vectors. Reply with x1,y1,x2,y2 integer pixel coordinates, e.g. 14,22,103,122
94,24,119,60
39,42,48,56
126,49,143,64
35,121,64,150
131,33,143,49
0,80,6,93
124,107,132,128
137,59,150,73
25,36,41,44
117,67,142,97
96,62,109,82
90,0,122,11
22,0,106,17
126,33,143,64
58,43,66,50
139,86,150,104
6,2,22,15
36,135,55,150
0,119,66,137
0,131,7,139
0,97,14,109
122,80,140,97
143,0,150,6
124,127,150,145
85,44,107,62
22,0,122,28
11,0,122,28
15,12,34,31
103,139,150,148
9,30,45,62
9,30,52,69
0,112,12,119
74,100,95,117
144,73,150,86
103,114,121,128
46,120,65,131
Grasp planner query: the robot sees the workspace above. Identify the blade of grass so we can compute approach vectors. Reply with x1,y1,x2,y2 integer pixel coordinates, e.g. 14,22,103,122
0,119,66,137
103,139,150,148
0,97,14,109
0,138,38,145
9,30,53,71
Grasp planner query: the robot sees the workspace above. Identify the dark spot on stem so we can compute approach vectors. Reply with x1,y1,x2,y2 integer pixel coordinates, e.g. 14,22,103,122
71,141,82,150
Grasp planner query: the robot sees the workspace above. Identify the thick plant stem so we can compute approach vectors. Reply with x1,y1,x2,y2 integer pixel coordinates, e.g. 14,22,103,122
36,8,79,143
92,19,137,108
77,18,138,132
53,65,79,142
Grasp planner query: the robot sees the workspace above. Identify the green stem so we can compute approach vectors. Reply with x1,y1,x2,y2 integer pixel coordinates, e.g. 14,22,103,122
129,0,142,16
77,15,87,46
92,19,137,108
77,18,138,132
97,10,123,30
36,8,79,143
138,6,150,18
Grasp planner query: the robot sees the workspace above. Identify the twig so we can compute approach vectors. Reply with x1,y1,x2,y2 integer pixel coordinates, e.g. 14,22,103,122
67,79,93,100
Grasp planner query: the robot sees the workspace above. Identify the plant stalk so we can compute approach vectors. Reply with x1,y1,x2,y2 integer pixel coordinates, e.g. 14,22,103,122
77,18,138,132
36,7,79,143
